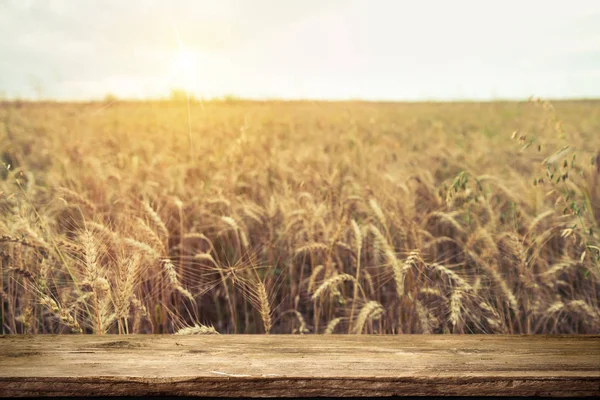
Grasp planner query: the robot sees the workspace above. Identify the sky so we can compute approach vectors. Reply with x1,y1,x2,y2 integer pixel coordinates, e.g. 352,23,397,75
0,0,599,101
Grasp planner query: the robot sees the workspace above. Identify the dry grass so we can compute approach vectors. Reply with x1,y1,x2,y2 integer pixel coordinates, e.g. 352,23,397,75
0,99,599,334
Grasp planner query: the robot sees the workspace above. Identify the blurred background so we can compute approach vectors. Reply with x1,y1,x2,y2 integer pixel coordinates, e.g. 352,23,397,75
1,0,599,101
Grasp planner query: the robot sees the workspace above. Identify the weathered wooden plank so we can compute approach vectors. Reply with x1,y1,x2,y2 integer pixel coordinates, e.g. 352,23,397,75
0,335,598,397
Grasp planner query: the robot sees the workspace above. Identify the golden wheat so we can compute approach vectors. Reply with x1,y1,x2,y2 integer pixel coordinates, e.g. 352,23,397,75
312,273,357,302
352,301,384,334
175,323,219,335
1,100,598,334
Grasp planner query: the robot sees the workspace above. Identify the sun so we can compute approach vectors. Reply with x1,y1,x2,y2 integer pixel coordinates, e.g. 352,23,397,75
168,48,199,92
174,49,198,76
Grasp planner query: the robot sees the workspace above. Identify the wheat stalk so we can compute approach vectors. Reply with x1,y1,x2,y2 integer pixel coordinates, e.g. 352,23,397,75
307,264,325,294
449,290,463,330
175,323,219,335
348,219,363,333
255,280,272,334
141,201,169,241
352,300,384,334
325,317,343,334
415,300,431,333
160,258,194,302
39,294,82,334
58,187,96,212
311,273,356,302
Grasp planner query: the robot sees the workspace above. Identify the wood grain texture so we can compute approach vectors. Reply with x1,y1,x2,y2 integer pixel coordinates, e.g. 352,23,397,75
0,335,598,397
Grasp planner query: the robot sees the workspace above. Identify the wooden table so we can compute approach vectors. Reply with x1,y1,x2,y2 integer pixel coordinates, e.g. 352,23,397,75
0,335,598,397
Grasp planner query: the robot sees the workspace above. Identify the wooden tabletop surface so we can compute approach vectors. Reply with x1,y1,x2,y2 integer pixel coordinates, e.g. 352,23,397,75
0,335,598,397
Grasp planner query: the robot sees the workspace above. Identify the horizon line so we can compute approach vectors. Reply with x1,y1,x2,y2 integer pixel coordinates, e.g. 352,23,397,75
2,96,600,104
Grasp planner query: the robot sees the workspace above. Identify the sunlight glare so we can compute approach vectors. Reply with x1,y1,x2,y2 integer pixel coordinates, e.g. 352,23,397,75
171,48,199,91
175,49,198,77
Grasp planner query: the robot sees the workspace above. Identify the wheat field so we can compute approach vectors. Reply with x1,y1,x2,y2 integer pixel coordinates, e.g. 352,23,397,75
1,98,599,335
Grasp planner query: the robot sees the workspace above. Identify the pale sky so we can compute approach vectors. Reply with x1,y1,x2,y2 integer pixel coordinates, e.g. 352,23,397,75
1,0,599,100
